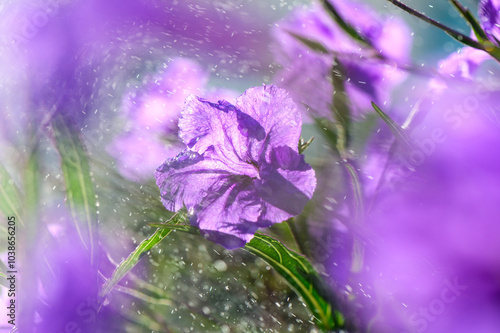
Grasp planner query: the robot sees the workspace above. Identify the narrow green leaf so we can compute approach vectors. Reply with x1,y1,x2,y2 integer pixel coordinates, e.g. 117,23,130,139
371,102,415,150
342,162,365,273
286,31,329,54
24,149,40,214
146,220,347,330
0,259,8,287
52,116,98,264
331,61,352,155
148,223,200,235
0,163,24,228
245,233,345,331
319,0,372,48
114,285,173,307
312,117,341,157
99,212,187,301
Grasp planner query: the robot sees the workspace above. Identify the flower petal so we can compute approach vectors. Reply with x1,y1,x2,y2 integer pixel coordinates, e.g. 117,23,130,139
193,178,263,249
479,0,500,42
155,148,241,212
178,96,258,168
257,146,316,224
236,85,302,162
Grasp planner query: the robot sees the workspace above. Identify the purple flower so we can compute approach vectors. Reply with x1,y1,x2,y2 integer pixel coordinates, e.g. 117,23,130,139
479,0,500,43
155,85,316,248
272,0,411,118
334,77,500,332
17,222,119,332
429,47,492,92
123,58,210,135
109,58,238,181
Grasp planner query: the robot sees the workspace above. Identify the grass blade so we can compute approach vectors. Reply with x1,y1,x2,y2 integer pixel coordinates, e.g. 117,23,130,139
0,163,24,227
371,102,415,150
245,233,346,331
51,116,98,264
331,61,352,156
286,31,330,54
99,212,187,302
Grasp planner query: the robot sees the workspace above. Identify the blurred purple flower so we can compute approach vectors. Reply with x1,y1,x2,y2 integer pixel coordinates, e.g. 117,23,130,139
1,0,273,134
109,58,238,181
19,223,118,332
334,76,500,332
155,85,316,249
272,0,411,119
479,0,500,43
125,58,210,135
429,47,492,92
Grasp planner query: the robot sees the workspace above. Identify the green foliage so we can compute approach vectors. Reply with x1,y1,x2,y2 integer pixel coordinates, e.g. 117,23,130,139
245,233,345,331
371,102,415,151
331,61,352,156
0,163,23,227
319,0,372,49
449,0,489,43
52,116,98,264
99,212,188,302
287,31,330,54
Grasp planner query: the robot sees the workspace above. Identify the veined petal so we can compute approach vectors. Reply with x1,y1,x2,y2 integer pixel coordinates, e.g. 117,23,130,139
256,146,316,224
155,148,249,212
179,86,302,168
178,96,263,171
193,178,263,249
236,85,302,162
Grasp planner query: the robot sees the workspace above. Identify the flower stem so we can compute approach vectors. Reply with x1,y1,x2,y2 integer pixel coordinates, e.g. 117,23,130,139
286,218,308,255
384,0,484,50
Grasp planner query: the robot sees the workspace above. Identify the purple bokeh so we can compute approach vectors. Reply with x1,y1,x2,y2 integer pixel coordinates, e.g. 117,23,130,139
322,61,500,332
108,58,240,181
272,0,411,119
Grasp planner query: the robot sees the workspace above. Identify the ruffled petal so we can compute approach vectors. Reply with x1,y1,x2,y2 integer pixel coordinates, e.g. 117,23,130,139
256,146,316,224
193,178,263,249
155,148,244,212
236,85,302,162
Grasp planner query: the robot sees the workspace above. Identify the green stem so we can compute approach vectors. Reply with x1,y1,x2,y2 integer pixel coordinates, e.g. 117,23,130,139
286,218,308,256
384,0,485,49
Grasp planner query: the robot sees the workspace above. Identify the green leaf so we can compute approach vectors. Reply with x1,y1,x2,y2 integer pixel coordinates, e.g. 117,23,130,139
52,116,98,264
0,259,8,287
0,163,24,227
24,149,40,213
286,31,329,54
331,61,352,155
342,162,365,273
319,0,372,49
148,223,200,235
245,233,345,331
313,117,340,155
371,102,415,151
99,212,187,302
